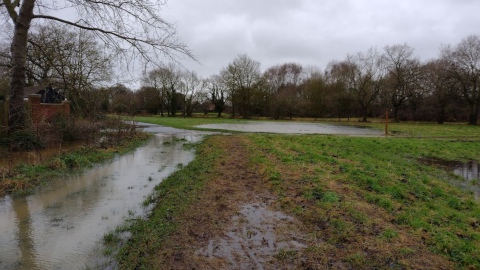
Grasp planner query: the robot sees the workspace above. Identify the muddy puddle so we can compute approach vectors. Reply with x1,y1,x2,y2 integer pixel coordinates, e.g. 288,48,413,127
418,157,480,200
196,121,383,136
196,202,307,269
0,129,205,269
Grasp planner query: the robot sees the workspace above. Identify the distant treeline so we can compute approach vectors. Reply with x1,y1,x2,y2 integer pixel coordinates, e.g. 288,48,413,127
1,24,478,124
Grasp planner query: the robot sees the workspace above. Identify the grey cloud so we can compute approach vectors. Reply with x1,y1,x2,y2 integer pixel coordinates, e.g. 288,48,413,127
162,0,480,77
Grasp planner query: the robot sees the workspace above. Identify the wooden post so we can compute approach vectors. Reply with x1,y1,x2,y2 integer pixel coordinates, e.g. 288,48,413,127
385,109,389,136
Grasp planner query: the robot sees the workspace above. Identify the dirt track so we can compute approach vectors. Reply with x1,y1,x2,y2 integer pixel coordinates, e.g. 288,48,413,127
152,135,309,269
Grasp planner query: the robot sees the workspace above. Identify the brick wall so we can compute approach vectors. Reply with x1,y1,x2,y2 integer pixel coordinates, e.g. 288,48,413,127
26,94,71,124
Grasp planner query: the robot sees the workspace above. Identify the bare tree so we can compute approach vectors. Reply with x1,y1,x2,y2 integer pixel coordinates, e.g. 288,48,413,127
302,68,332,118
135,86,162,114
330,48,385,122
422,59,458,124
263,63,304,119
26,23,113,117
205,75,227,117
221,54,261,118
178,70,203,117
1,0,192,131
143,63,182,116
383,44,422,122
442,35,480,125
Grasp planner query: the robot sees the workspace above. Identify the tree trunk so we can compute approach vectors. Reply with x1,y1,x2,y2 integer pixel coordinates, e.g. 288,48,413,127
393,106,400,122
9,0,36,132
468,106,479,125
437,108,445,124
360,106,368,122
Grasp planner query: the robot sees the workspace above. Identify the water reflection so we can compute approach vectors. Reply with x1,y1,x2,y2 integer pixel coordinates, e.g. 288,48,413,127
453,161,480,182
418,158,480,200
196,121,383,136
0,133,203,269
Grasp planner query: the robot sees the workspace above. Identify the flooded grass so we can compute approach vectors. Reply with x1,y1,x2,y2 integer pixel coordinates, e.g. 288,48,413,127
0,132,202,269
418,157,480,200
133,115,247,130
134,115,480,138
107,137,221,269
0,133,152,196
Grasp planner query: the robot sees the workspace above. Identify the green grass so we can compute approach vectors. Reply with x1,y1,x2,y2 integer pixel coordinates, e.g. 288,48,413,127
339,120,480,138
248,134,480,268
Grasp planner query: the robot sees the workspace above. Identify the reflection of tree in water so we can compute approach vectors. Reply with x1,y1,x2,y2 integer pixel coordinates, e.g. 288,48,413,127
453,161,480,182
12,198,36,269
1,132,200,268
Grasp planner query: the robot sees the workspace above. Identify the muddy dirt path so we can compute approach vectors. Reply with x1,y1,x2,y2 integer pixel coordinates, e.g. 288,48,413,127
152,136,309,269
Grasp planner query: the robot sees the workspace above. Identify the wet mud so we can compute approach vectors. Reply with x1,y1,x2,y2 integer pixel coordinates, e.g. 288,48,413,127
196,202,307,270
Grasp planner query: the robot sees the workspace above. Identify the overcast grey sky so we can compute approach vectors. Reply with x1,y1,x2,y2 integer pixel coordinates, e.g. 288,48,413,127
159,0,480,77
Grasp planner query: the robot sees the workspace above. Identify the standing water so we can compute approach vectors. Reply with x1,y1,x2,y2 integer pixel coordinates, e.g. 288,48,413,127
0,129,204,269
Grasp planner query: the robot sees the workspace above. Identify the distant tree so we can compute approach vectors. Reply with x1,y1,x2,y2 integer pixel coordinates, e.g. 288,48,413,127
383,44,422,122
109,84,136,115
301,67,331,118
221,54,261,118
422,59,458,124
136,86,162,114
324,62,355,119
178,70,204,117
331,48,385,122
205,75,227,117
1,0,192,131
143,69,166,116
442,35,480,125
143,63,182,116
263,63,304,119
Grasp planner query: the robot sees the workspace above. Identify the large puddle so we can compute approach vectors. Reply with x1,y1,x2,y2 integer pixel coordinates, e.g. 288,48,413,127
418,158,480,200
0,127,205,269
196,121,383,136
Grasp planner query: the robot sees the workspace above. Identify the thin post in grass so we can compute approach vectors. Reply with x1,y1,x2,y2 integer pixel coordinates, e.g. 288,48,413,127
385,109,389,136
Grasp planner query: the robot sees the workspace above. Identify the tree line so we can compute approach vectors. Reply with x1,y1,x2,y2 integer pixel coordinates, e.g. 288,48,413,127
135,35,480,124
1,22,479,125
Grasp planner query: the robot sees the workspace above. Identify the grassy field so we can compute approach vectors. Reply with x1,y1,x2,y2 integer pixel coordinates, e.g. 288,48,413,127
249,134,480,268
111,117,480,269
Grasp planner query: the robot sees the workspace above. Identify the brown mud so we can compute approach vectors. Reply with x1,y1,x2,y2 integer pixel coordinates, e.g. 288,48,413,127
152,136,309,269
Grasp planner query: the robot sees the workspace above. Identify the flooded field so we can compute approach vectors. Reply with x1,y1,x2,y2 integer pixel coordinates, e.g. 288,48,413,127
0,130,204,269
196,121,383,136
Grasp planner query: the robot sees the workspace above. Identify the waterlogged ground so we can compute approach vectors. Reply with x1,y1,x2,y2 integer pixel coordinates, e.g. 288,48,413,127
196,121,383,136
143,135,458,269
0,130,204,269
2,121,477,269
148,136,312,269
418,157,480,200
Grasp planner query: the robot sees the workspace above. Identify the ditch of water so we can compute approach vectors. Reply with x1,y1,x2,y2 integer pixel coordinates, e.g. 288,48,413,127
0,129,205,269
